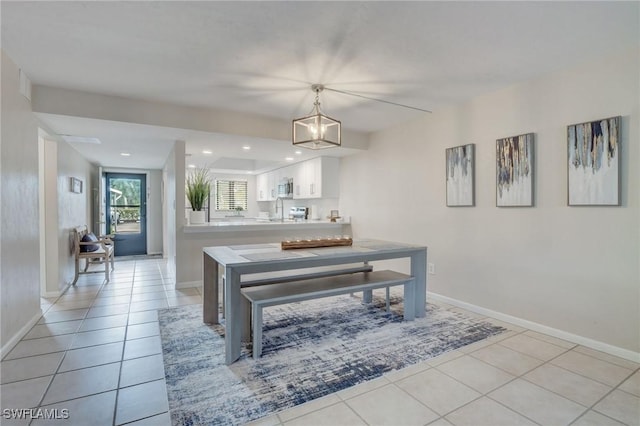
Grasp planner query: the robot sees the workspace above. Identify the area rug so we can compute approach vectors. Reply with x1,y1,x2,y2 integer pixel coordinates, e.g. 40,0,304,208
159,293,505,426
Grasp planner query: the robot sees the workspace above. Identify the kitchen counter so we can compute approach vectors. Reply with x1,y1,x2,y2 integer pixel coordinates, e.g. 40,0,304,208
183,219,349,233
177,218,352,287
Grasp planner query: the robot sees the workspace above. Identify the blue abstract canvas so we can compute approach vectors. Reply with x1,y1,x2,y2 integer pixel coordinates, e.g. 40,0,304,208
446,144,475,206
568,116,620,206
496,133,534,207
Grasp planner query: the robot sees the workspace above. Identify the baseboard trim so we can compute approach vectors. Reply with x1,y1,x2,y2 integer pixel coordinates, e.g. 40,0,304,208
1,309,43,360
176,280,202,289
41,281,72,300
428,291,640,363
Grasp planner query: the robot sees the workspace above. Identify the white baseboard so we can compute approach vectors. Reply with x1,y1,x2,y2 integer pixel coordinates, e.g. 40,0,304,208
1,309,43,360
428,291,640,363
176,280,202,289
41,282,72,300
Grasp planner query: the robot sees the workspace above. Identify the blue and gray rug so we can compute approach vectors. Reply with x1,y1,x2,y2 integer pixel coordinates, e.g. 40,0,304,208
159,293,505,426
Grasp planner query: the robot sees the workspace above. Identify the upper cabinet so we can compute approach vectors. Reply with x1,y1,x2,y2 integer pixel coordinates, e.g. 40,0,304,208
293,157,340,200
255,157,340,201
256,171,277,201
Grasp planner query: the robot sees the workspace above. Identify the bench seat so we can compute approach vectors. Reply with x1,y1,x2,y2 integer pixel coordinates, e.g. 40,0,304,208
221,263,374,317
72,225,115,285
241,269,415,359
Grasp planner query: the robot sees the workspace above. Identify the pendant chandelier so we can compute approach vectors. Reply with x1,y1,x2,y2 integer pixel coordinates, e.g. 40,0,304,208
292,84,341,149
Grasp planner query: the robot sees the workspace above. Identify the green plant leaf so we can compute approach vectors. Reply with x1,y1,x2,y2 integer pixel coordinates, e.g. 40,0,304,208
186,167,212,211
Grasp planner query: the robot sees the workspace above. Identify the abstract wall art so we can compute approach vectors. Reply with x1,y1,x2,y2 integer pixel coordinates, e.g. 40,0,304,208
496,133,534,207
567,116,620,206
446,144,475,207
70,177,82,194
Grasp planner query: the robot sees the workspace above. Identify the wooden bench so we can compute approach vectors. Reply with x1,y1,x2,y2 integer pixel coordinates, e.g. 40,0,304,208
72,225,115,285
241,269,415,359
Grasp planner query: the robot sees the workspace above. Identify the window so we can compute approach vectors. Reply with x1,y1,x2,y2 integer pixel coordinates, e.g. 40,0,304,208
215,179,248,211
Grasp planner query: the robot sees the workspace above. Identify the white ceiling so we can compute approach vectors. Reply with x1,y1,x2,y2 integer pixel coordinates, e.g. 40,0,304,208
2,1,638,171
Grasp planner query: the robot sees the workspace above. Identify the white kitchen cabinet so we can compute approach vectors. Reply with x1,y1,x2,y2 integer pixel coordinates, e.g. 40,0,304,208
258,157,340,201
293,157,340,199
256,171,277,201
256,173,268,201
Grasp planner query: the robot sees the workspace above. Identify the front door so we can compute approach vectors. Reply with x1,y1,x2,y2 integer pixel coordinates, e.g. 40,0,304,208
106,173,147,256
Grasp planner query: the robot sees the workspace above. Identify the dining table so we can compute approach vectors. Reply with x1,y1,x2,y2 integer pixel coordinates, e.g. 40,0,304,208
202,239,428,364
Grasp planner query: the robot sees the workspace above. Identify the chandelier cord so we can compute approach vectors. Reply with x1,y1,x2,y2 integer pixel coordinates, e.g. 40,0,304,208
324,87,432,113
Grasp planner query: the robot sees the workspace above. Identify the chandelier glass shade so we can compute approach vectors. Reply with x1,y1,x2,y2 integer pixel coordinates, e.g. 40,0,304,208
292,85,341,149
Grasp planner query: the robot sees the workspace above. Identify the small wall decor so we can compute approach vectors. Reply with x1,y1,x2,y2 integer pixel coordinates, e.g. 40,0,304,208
496,133,534,207
567,116,620,206
70,177,83,194
446,144,475,206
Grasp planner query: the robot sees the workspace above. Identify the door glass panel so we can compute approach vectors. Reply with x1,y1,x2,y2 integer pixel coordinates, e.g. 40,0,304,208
109,177,141,235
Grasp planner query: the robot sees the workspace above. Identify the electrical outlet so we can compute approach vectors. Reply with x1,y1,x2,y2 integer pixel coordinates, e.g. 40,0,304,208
428,263,435,275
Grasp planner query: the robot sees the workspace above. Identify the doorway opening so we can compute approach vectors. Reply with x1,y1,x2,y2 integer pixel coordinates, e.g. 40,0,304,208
106,172,147,256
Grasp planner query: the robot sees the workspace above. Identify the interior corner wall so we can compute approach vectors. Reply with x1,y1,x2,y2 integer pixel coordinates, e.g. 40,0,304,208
43,138,60,295
174,141,187,285
1,50,42,352
162,141,183,283
340,46,640,355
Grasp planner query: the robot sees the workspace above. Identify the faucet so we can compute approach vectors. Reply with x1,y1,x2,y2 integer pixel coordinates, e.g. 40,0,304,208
275,197,285,222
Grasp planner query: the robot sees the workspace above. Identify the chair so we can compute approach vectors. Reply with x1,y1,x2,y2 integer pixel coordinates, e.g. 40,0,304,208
72,225,115,285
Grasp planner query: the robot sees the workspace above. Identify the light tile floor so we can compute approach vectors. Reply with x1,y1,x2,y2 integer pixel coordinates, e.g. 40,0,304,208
1,258,638,426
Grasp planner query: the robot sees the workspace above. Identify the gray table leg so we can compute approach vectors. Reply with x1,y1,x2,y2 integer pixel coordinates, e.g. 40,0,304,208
403,278,416,321
203,253,219,324
411,248,427,318
241,295,251,343
225,268,242,365
362,261,372,303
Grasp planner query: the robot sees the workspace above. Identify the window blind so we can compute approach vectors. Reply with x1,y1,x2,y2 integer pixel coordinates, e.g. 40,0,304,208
215,179,248,211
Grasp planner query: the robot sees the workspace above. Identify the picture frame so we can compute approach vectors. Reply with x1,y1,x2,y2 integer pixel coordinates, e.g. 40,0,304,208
70,177,83,194
567,116,620,206
446,144,475,207
496,133,534,207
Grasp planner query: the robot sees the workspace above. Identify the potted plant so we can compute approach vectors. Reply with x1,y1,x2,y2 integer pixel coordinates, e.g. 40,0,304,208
186,167,211,224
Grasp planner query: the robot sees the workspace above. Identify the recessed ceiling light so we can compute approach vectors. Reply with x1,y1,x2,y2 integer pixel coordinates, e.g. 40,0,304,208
120,152,131,157
202,150,212,155
285,157,294,161
242,146,251,151
187,164,196,168
295,150,302,155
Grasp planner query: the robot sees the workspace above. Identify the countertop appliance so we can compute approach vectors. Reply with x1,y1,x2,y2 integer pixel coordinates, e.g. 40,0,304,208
289,206,308,220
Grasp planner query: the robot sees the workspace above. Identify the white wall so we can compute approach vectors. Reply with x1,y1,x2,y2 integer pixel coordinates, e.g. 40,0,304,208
171,141,186,283
0,51,42,353
42,137,59,296
162,144,179,280
341,47,640,356
56,141,94,288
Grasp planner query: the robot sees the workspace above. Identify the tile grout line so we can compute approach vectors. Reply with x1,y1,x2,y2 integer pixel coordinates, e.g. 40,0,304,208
478,338,638,426
112,259,140,426
565,366,640,426
439,327,603,425
431,334,545,425
25,276,112,425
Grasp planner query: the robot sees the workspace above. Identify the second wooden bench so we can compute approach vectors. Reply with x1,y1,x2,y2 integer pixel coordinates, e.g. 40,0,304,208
241,269,415,359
